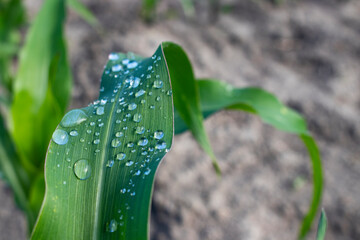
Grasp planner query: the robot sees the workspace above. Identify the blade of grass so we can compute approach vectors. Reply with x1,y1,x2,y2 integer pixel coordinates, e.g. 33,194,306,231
67,0,99,27
174,78,323,238
31,45,173,239
162,42,221,176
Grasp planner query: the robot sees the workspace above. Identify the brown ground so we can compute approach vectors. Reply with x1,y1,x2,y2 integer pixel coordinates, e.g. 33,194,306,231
1,0,360,239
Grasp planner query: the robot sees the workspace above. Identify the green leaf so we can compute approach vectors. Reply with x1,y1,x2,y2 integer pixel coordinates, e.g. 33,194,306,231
31,45,173,239
174,79,323,238
67,0,99,27
162,42,221,176
316,209,327,240
141,0,159,22
0,113,34,225
11,0,71,173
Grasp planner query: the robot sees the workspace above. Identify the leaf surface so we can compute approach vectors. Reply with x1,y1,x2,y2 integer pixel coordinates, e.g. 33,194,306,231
31,45,173,240
316,209,327,240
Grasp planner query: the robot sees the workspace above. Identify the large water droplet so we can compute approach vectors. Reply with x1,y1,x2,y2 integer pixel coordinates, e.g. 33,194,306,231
116,153,126,161
93,139,100,145
154,130,164,140
52,129,69,145
96,107,105,115
111,139,121,148
133,113,142,122
133,77,140,88
155,141,167,150
153,80,163,89
137,138,148,146
128,103,137,111
73,159,91,180
106,219,118,233
135,89,146,98
61,109,88,127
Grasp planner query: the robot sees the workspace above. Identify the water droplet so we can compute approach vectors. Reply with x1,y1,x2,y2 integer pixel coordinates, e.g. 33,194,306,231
153,80,163,89
106,219,118,233
111,139,121,148
154,130,164,140
86,129,92,134
133,77,140,88
120,188,126,193
144,168,151,175
52,129,69,145
138,138,148,146
122,59,129,65
108,53,119,61
106,160,114,168
135,89,146,98
96,107,105,115
73,159,91,180
128,103,137,111
93,139,100,144
130,192,136,196
149,105,155,109
90,122,95,126
135,170,141,175
61,109,88,127
155,141,167,150
115,132,124,137
127,61,138,69
167,90,172,96
116,153,126,161
125,161,134,166
133,113,142,122
135,126,145,134
140,99,146,104
70,130,78,136
112,64,122,72
100,99,107,105
80,138,85,143
98,123,104,127
127,142,134,148
156,96,161,101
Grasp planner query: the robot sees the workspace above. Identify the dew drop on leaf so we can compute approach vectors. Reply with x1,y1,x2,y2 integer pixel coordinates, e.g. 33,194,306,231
111,139,121,148
108,53,119,61
115,132,124,138
128,103,137,111
133,113,142,122
137,138,148,146
106,160,114,168
153,80,163,89
127,61,138,69
155,141,167,150
144,168,151,175
135,89,146,98
60,109,88,127
106,219,118,233
153,130,164,140
96,106,105,115
73,159,91,180
52,129,69,145
69,130,78,137
125,161,134,166
112,64,122,72
116,153,126,161
135,126,145,134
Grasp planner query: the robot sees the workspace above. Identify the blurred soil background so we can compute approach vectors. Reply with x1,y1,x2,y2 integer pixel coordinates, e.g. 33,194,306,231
1,0,360,239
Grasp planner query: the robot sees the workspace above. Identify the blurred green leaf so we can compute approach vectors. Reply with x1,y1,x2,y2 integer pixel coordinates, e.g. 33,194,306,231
173,79,323,238
11,0,71,174
316,209,327,240
67,0,99,27
31,45,173,239
141,0,159,22
162,42,221,176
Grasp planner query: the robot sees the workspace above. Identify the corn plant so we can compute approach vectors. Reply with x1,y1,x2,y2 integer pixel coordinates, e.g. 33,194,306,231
0,0,323,239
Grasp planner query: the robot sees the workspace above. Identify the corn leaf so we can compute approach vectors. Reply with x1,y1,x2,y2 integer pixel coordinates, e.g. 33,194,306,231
316,209,327,240
174,78,323,238
31,45,173,239
162,42,221,175
11,0,71,174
